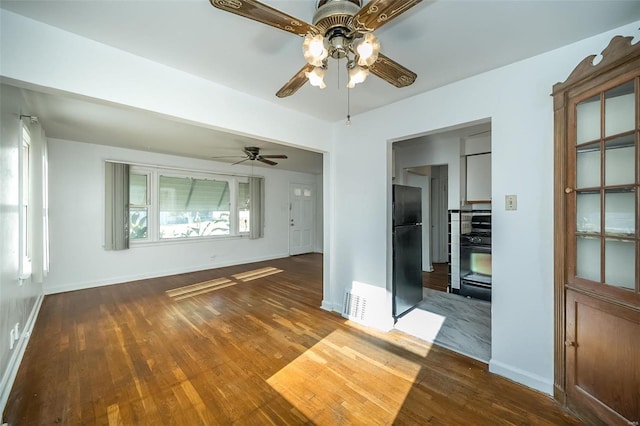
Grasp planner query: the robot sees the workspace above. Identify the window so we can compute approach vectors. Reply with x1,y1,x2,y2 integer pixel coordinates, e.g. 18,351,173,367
19,125,32,279
238,181,250,233
159,175,230,239
129,172,149,240
128,166,260,243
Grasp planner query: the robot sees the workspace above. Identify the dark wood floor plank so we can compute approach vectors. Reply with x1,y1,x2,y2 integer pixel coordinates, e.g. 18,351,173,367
3,253,580,425
423,262,449,292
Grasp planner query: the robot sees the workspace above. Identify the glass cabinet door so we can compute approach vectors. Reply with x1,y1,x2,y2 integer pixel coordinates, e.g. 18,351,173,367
573,78,639,293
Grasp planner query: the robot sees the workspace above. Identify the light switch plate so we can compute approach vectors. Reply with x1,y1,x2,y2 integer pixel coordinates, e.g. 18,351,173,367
505,194,517,211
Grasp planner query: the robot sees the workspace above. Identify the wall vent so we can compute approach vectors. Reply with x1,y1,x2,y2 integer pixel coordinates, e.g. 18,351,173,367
343,291,368,322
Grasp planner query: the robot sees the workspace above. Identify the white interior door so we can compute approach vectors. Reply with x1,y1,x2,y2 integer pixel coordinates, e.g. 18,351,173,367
289,183,314,255
407,172,432,272
431,167,449,263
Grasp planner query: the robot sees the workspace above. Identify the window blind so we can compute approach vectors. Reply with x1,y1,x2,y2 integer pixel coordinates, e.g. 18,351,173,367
249,176,264,239
104,161,130,250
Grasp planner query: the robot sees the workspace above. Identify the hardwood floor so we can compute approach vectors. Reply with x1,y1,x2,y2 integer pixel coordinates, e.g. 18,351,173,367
423,262,449,292
3,254,581,425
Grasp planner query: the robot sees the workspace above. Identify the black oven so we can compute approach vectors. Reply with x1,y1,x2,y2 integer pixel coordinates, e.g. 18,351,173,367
460,211,491,301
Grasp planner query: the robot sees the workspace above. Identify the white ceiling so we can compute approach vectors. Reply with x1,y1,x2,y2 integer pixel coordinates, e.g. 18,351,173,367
2,0,639,172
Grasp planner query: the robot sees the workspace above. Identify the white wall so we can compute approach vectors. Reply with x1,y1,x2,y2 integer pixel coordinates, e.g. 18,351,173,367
396,134,462,210
45,138,319,294
329,22,640,394
0,85,44,418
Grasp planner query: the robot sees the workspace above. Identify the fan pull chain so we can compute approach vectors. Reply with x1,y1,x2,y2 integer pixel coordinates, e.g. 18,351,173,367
346,86,351,126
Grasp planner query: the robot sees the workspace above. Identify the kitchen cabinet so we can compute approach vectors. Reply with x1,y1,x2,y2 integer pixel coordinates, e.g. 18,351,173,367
466,153,491,203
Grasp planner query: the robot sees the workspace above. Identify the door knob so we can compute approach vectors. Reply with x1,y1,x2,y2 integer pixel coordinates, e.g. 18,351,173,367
565,340,577,347
564,187,574,194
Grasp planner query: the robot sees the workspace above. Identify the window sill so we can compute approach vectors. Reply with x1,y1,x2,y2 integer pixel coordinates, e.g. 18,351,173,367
130,234,250,247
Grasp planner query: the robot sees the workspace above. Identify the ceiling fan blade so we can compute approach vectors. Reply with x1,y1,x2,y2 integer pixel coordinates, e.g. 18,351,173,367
368,53,417,88
210,0,319,37
349,0,422,33
276,64,315,98
259,155,288,159
258,158,278,166
232,158,250,166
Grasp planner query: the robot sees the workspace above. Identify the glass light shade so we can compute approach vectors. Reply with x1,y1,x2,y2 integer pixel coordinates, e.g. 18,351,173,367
356,33,380,67
347,65,369,88
302,34,328,67
305,67,326,89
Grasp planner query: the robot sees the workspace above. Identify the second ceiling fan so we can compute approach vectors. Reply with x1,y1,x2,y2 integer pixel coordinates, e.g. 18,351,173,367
228,147,288,166
209,0,422,97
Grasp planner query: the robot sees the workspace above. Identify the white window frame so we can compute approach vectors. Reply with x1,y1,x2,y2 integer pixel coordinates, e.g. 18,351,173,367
237,177,250,235
129,169,152,242
130,166,250,244
19,124,32,280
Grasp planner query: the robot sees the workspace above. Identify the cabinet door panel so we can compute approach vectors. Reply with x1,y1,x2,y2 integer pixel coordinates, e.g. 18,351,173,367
566,290,640,425
466,153,491,202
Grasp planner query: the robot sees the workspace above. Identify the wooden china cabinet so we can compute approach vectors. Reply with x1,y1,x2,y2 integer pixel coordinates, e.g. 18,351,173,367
553,36,640,425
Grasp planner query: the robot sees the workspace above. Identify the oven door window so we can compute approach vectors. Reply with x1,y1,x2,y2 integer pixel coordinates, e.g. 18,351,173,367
460,245,492,285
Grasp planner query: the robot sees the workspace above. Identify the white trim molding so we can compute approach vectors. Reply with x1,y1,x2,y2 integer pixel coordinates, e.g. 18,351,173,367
489,359,554,396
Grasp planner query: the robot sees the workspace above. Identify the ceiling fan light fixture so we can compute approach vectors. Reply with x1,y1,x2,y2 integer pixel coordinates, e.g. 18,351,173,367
355,32,380,66
303,34,328,66
347,62,369,88
306,66,327,89
210,0,421,97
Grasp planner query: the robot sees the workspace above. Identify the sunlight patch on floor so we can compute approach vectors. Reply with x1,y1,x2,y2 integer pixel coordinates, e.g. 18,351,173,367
165,266,285,301
267,329,422,423
345,319,436,358
165,278,236,300
394,308,446,345
232,267,283,282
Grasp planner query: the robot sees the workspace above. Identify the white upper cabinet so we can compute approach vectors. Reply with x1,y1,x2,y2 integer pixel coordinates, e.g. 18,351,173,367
466,152,492,203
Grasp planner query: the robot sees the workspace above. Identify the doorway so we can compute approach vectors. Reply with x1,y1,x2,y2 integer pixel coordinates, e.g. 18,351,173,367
430,165,448,264
404,165,449,275
289,182,315,255
391,121,492,363
406,170,432,273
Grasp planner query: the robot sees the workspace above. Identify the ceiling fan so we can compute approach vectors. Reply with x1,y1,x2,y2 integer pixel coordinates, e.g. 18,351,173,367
209,0,421,97
215,147,288,166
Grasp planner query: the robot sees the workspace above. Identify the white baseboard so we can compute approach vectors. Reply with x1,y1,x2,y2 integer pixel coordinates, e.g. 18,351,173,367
0,293,44,423
43,253,290,295
320,299,335,312
489,359,553,396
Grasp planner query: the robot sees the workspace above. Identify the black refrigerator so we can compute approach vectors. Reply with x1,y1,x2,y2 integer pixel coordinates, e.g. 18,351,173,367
392,184,423,319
